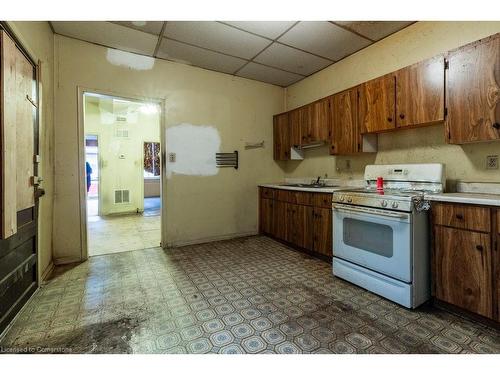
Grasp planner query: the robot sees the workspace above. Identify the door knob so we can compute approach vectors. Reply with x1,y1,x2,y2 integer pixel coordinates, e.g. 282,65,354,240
387,117,393,122
476,245,483,251
399,114,405,119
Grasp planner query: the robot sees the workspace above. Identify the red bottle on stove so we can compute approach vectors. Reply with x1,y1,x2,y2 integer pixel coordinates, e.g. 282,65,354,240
376,177,384,192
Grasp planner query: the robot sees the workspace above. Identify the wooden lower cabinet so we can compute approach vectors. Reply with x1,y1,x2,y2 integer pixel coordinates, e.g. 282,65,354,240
434,226,492,318
259,187,332,259
432,202,499,323
312,207,332,257
259,198,275,235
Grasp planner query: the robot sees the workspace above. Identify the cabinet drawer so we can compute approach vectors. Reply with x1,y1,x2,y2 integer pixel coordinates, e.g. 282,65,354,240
432,203,490,232
312,193,333,208
276,190,313,205
260,187,275,199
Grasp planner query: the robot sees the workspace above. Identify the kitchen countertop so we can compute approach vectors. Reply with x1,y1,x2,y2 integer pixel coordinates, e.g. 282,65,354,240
259,178,364,193
425,182,500,207
425,192,500,207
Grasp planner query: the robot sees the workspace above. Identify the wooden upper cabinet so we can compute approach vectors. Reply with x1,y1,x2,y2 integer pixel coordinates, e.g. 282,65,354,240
396,56,445,128
331,87,359,154
446,33,500,144
289,109,302,147
359,74,396,134
434,226,493,318
309,97,331,143
273,113,290,161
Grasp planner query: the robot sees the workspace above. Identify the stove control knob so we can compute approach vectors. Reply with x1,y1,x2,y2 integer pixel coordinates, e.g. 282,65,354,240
339,195,345,202
347,197,353,203
381,200,388,207
392,201,399,208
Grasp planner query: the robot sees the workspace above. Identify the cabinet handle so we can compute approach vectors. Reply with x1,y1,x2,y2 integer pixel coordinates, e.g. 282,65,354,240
455,214,464,220
387,117,393,122
399,113,405,119
493,123,500,129
476,245,483,251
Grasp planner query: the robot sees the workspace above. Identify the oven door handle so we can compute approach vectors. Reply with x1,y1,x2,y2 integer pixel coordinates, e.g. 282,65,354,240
332,204,411,221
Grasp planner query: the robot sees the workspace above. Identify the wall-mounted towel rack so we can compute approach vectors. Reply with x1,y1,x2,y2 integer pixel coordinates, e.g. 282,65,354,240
216,151,238,169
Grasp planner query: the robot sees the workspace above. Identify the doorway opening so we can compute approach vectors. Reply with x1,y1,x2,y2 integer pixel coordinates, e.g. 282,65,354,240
82,91,162,257
85,135,99,217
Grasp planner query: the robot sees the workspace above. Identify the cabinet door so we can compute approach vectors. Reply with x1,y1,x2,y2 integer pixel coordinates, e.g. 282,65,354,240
299,105,313,145
259,198,275,235
359,74,396,134
312,208,332,257
274,201,288,241
309,98,331,143
273,113,290,160
396,56,445,128
287,204,313,249
289,109,302,147
331,87,359,154
434,226,492,318
446,34,500,144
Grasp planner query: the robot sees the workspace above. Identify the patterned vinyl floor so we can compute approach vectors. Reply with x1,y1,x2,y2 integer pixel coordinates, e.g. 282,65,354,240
0,236,499,354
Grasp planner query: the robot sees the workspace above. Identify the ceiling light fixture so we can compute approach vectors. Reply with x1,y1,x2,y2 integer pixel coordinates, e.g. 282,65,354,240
132,21,147,27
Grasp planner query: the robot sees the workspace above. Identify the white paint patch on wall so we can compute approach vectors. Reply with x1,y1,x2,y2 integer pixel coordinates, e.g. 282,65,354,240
106,49,155,70
166,124,221,178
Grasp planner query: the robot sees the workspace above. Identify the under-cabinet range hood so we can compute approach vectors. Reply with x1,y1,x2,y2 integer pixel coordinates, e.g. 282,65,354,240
290,141,325,160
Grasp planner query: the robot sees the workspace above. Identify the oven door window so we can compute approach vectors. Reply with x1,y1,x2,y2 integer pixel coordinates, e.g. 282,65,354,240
343,218,393,258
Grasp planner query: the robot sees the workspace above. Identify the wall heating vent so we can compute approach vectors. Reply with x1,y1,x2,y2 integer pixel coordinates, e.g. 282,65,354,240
116,116,127,122
115,129,129,138
114,189,130,204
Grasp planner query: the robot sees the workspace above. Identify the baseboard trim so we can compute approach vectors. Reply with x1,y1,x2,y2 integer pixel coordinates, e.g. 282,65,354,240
40,261,55,282
165,231,258,248
53,256,83,266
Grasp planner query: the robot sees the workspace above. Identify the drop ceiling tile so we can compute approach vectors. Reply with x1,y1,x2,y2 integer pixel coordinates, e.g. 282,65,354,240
254,43,331,76
157,38,247,74
335,21,414,41
52,21,158,55
222,21,297,39
278,21,372,61
236,62,303,87
164,21,270,59
111,21,164,35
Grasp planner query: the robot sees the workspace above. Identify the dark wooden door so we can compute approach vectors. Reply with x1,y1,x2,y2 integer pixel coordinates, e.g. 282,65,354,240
312,207,332,257
309,98,331,143
259,198,274,235
446,33,500,144
359,74,396,134
0,30,39,334
434,226,492,318
396,56,445,128
331,87,359,155
289,109,302,147
273,113,290,160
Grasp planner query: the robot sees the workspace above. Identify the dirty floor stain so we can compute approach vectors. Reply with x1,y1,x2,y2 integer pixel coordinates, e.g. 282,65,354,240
0,236,499,354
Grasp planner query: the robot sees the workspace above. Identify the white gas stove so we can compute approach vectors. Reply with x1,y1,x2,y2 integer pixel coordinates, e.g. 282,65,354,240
331,163,445,308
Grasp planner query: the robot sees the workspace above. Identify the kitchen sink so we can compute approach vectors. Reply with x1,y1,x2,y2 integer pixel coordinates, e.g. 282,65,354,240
282,183,338,188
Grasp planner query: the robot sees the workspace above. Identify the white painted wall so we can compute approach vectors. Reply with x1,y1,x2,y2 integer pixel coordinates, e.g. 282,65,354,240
53,35,285,263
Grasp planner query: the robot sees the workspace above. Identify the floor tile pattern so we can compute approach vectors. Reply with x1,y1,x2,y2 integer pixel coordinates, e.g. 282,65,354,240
1,236,499,354
87,213,160,256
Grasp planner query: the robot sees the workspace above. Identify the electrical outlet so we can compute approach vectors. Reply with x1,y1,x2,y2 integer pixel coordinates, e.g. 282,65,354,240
168,152,176,163
486,155,498,169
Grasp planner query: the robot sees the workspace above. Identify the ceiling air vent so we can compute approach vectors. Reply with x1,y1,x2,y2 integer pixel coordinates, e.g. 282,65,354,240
114,189,130,204
116,116,127,122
